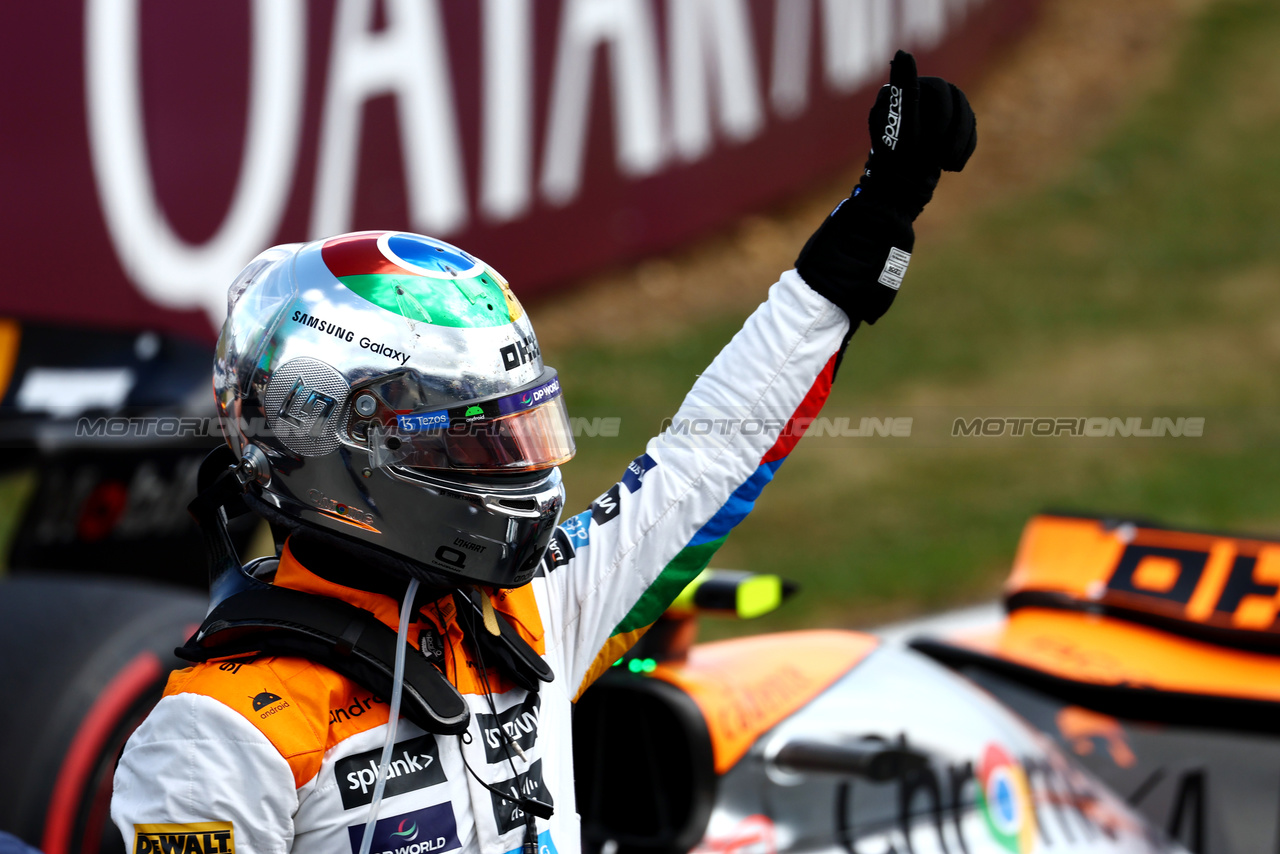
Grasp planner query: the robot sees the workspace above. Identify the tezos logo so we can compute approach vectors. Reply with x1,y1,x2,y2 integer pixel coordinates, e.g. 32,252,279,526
500,333,540,371
977,743,1037,854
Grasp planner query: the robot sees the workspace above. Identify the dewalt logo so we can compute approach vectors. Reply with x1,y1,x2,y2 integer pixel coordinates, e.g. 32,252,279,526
133,822,234,854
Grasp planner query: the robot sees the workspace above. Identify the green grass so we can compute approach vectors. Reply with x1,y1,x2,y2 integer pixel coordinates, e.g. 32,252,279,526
544,0,1280,636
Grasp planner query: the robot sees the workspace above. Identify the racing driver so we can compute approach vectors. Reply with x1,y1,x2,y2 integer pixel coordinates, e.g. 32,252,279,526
112,51,975,854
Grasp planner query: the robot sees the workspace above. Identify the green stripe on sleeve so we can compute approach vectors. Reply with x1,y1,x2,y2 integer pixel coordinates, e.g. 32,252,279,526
611,536,727,636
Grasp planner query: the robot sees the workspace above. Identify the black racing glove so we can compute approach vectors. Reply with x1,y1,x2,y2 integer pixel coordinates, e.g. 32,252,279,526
796,50,976,326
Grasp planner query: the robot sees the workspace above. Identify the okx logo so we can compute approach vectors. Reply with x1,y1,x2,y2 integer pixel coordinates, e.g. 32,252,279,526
346,803,460,854
500,333,540,371
335,733,446,810
977,743,1037,854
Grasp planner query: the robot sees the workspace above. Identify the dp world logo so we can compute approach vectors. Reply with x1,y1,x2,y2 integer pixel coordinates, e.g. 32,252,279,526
392,820,418,842
347,803,460,854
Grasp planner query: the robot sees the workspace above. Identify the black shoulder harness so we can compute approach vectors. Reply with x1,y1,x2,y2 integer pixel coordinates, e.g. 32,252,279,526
181,448,552,735
177,585,472,733
176,583,555,735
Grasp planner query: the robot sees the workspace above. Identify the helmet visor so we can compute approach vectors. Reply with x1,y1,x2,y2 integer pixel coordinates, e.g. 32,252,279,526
363,373,576,473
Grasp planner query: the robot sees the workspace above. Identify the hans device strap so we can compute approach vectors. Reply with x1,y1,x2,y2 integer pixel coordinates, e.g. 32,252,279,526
452,589,554,692
182,448,549,732
176,586,472,734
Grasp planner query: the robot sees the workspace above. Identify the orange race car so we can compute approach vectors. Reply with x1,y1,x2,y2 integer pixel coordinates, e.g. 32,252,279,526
10,508,1280,854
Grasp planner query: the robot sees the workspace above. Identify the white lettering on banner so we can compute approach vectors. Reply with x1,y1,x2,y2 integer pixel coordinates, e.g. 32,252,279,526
820,0,894,93
540,0,665,204
85,0,305,326
770,0,813,117
667,0,764,162
84,0,970,325
481,0,534,222
774,0,967,108
901,0,949,50
311,0,466,239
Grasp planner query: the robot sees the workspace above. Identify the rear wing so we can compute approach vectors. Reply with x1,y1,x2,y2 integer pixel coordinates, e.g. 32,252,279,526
913,513,1280,733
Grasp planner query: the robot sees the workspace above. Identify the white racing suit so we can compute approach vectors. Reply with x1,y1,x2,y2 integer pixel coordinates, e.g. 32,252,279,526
111,270,852,854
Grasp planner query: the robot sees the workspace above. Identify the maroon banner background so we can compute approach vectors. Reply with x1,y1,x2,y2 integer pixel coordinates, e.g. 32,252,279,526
0,0,1035,341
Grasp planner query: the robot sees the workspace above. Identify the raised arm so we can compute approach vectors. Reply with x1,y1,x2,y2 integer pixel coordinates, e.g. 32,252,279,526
536,51,977,698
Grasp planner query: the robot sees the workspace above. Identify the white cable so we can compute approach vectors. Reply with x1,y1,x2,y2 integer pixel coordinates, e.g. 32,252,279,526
358,577,420,854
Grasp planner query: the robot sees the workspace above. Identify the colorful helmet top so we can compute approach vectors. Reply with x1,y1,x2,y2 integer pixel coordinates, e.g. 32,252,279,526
214,231,573,588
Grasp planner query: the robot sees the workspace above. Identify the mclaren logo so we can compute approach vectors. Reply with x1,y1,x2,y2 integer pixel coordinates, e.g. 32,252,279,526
133,822,234,854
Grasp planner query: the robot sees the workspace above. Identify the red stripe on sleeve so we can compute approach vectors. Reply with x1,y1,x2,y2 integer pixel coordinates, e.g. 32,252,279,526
761,352,838,465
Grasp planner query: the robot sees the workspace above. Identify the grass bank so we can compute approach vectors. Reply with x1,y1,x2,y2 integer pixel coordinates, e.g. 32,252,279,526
542,0,1280,635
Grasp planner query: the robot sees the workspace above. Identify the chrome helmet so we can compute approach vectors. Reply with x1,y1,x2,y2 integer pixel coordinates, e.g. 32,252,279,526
214,231,574,588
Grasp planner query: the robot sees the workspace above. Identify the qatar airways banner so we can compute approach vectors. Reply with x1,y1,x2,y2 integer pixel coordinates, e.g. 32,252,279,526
1,0,1032,341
